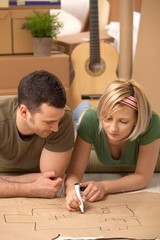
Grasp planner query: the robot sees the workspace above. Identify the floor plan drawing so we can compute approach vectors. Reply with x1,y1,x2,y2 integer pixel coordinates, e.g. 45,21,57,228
0,192,160,240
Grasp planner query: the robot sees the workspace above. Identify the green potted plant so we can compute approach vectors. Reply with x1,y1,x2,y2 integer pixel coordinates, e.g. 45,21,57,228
22,10,63,56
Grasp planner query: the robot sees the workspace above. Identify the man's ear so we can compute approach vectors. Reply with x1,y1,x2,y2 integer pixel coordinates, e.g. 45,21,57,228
19,104,28,117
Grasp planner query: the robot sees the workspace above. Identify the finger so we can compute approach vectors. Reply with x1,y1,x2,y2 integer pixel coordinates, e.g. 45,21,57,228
69,198,79,208
66,196,80,209
85,186,101,202
80,186,86,192
68,201,80,211
55,178,63,187
87,191,101,202
83,186,97,200
79,183,89,196
66,204,79,212
80,182,89,188
80,183,92,197
43,171,57,179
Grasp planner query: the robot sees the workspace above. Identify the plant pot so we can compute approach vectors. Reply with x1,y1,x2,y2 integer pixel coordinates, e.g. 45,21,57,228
32,37,53,56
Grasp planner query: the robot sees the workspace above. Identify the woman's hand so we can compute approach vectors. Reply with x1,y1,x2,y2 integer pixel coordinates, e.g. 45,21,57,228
66,181,106,211
66,186,85,212
80,181,106,202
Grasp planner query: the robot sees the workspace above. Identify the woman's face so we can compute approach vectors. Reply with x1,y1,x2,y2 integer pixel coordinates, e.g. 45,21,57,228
102,105,137,142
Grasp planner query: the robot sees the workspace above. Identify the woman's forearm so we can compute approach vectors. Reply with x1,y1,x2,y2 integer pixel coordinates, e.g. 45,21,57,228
65,174,82,193
102,173,150,194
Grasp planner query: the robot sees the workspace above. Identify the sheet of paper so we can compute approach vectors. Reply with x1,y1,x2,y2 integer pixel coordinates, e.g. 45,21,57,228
0,192,160,240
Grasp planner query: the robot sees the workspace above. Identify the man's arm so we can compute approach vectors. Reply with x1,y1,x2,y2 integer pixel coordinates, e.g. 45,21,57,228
39,107,74,177
40,148,73,178
0,172,41,183
0,171,62,198
0,145,72,198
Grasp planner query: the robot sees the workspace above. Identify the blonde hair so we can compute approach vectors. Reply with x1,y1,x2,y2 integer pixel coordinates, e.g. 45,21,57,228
98,78,152,140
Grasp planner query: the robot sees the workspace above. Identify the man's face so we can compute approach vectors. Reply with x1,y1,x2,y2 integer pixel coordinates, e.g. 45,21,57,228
25,103,65,138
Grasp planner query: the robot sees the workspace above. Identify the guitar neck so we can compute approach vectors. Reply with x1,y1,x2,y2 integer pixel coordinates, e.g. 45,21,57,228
90,0,100,64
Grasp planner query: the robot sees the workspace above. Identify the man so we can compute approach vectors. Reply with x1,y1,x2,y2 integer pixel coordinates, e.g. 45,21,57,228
0,70,74,198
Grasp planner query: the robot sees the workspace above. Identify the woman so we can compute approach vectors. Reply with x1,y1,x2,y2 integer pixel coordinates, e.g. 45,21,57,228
65,78,160,211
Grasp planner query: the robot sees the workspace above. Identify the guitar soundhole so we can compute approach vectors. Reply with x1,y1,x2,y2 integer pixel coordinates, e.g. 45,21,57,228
85,58,106,76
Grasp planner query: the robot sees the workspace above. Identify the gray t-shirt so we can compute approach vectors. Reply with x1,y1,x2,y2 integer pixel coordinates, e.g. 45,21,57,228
0,96,74,172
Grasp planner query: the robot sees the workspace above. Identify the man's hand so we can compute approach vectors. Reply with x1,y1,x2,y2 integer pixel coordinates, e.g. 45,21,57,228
0,171,63,198
29,171,63,198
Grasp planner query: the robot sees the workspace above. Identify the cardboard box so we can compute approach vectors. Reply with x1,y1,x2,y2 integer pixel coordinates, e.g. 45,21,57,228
12,9,48,54
0,53,69,95
53,30,114,55
0,10,12,54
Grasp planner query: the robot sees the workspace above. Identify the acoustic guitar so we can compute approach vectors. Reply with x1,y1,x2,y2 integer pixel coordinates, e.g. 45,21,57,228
67,0,119,110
